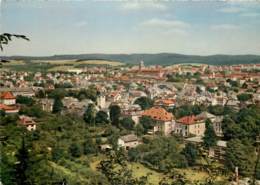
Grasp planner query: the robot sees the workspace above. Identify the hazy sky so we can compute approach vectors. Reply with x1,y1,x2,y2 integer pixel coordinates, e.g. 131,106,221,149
1,0,260,56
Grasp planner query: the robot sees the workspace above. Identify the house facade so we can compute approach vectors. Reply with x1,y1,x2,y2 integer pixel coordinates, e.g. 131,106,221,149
142,106,175,136
118,134,140,150
19,115,37,131
0,92,16,105
175,115,206,137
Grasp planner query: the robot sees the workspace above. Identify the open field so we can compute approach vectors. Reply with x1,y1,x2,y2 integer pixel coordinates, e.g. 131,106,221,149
1,59,124,72
32,59,124,66
47,65,77,72
1,60,26,66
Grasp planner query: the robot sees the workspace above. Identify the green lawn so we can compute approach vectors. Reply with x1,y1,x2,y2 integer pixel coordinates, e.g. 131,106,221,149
130,162,163,185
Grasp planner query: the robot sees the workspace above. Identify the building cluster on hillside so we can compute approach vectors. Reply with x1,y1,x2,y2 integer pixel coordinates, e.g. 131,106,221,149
1,61,260,158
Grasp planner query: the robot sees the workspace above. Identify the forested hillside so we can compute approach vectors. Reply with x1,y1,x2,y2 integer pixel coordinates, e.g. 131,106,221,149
2,53,260,66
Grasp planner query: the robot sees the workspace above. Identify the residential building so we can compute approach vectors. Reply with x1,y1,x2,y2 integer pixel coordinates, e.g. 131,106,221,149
118,134,140,150
175,115,205,137
19,115,37,131
142,106,175,136
0,92,16,105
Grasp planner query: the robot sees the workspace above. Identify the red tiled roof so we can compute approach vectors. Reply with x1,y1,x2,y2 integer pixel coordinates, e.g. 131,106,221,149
177,115,196,125
0,92,15,99
155,99,175,106
142,107,173,122
19,115,36,126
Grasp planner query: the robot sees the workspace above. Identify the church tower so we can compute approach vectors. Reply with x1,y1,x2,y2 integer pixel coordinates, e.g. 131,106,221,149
139,60,144,71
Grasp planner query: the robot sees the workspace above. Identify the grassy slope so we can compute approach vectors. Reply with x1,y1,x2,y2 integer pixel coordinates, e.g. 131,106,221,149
88,156,216,185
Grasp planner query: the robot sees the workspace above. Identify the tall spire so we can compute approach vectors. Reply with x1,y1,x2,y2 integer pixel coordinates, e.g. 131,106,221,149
139,60,144,71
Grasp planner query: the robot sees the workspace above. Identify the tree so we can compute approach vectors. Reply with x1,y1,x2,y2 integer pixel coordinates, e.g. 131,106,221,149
139,116,156,134
36,89,45,98
77,85,98,102
52,147,65,162
120,117,135,130
0,109,5,117
0,152,16,185
221,116,241,140
159,169,190,185
48,88,67,99
172,105,205,119
128,148,141,162
83,103,96,125
0,33,29,51
69,143,82,158
237,93,252,102
222,106,260,141
83,138,97,155
196,86,202,94
208,105,225,116
203,119,217,149
225,139,256,177
16,96,35,106
103,126,120,149
135,123,145,136
19,105,44,118
15,138,30,185
181,143,198,166
134,96,153,110
109,105,121,126
99,149,148,185
52,98,63,113
95,110,109,125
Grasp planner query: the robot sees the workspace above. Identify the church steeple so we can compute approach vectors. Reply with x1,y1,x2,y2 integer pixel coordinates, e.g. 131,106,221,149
139,60,144,71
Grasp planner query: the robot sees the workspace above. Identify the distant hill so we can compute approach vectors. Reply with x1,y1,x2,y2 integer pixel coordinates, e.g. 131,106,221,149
2,53,260,66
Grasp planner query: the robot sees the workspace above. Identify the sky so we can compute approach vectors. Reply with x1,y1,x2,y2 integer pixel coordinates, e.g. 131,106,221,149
1,0,260,56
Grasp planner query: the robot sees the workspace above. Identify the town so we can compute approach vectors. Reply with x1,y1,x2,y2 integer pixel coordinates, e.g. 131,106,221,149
1,61,260,185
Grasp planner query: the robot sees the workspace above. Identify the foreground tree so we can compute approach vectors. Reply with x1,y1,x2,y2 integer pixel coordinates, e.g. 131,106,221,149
203,119,217,149
225,139,256,177
159,169,190,185
16,96,35,106
181,143,198,166
139,116,156,134
15,138,30,185
83,103,96,125
69,143,82,158
109,105,121,126
99,149,148,185
0,33,29,51
83,137,97,155
52,97,63,114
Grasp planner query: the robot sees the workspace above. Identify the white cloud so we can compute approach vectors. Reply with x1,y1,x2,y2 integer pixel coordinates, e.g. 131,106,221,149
138,18,190,36
241,12,260,17
140,18,190,29
218,7,246,13
120,1,167,11
218,6,260,18
210,24,239,31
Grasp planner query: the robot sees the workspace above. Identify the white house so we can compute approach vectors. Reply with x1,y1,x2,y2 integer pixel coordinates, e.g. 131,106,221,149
0,92,16,105
118,134,140,150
